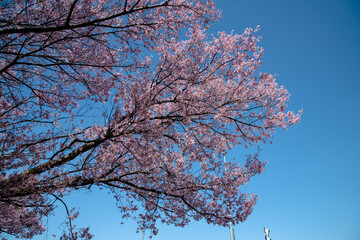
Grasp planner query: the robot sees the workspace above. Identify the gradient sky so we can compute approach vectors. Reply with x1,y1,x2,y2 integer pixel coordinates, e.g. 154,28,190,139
33,0,360,240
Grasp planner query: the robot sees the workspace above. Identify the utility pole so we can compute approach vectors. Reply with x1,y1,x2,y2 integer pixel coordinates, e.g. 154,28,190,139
264,227,271,240
224,156,236,240
230,222,236,240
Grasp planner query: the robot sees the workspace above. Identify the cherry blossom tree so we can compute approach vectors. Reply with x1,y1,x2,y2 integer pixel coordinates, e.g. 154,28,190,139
0,0,301,239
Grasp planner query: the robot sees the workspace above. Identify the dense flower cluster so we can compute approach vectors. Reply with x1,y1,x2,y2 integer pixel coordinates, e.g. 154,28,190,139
0,0,300,239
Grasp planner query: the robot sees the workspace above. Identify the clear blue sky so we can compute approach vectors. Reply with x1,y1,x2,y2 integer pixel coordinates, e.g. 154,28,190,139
35,0,360,239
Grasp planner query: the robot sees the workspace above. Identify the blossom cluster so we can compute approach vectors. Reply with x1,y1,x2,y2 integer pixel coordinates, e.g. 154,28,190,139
0,0,300,238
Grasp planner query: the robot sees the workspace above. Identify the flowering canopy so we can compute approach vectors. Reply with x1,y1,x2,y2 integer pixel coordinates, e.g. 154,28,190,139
0,0,300,239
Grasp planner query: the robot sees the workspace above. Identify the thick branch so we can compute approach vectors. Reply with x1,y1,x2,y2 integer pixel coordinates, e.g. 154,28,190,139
0,1,171,36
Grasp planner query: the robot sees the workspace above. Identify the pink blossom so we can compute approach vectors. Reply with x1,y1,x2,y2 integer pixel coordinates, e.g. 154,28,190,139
0,0,300,238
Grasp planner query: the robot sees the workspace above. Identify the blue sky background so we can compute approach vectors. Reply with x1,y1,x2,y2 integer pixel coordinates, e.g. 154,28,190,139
33,0,360,239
